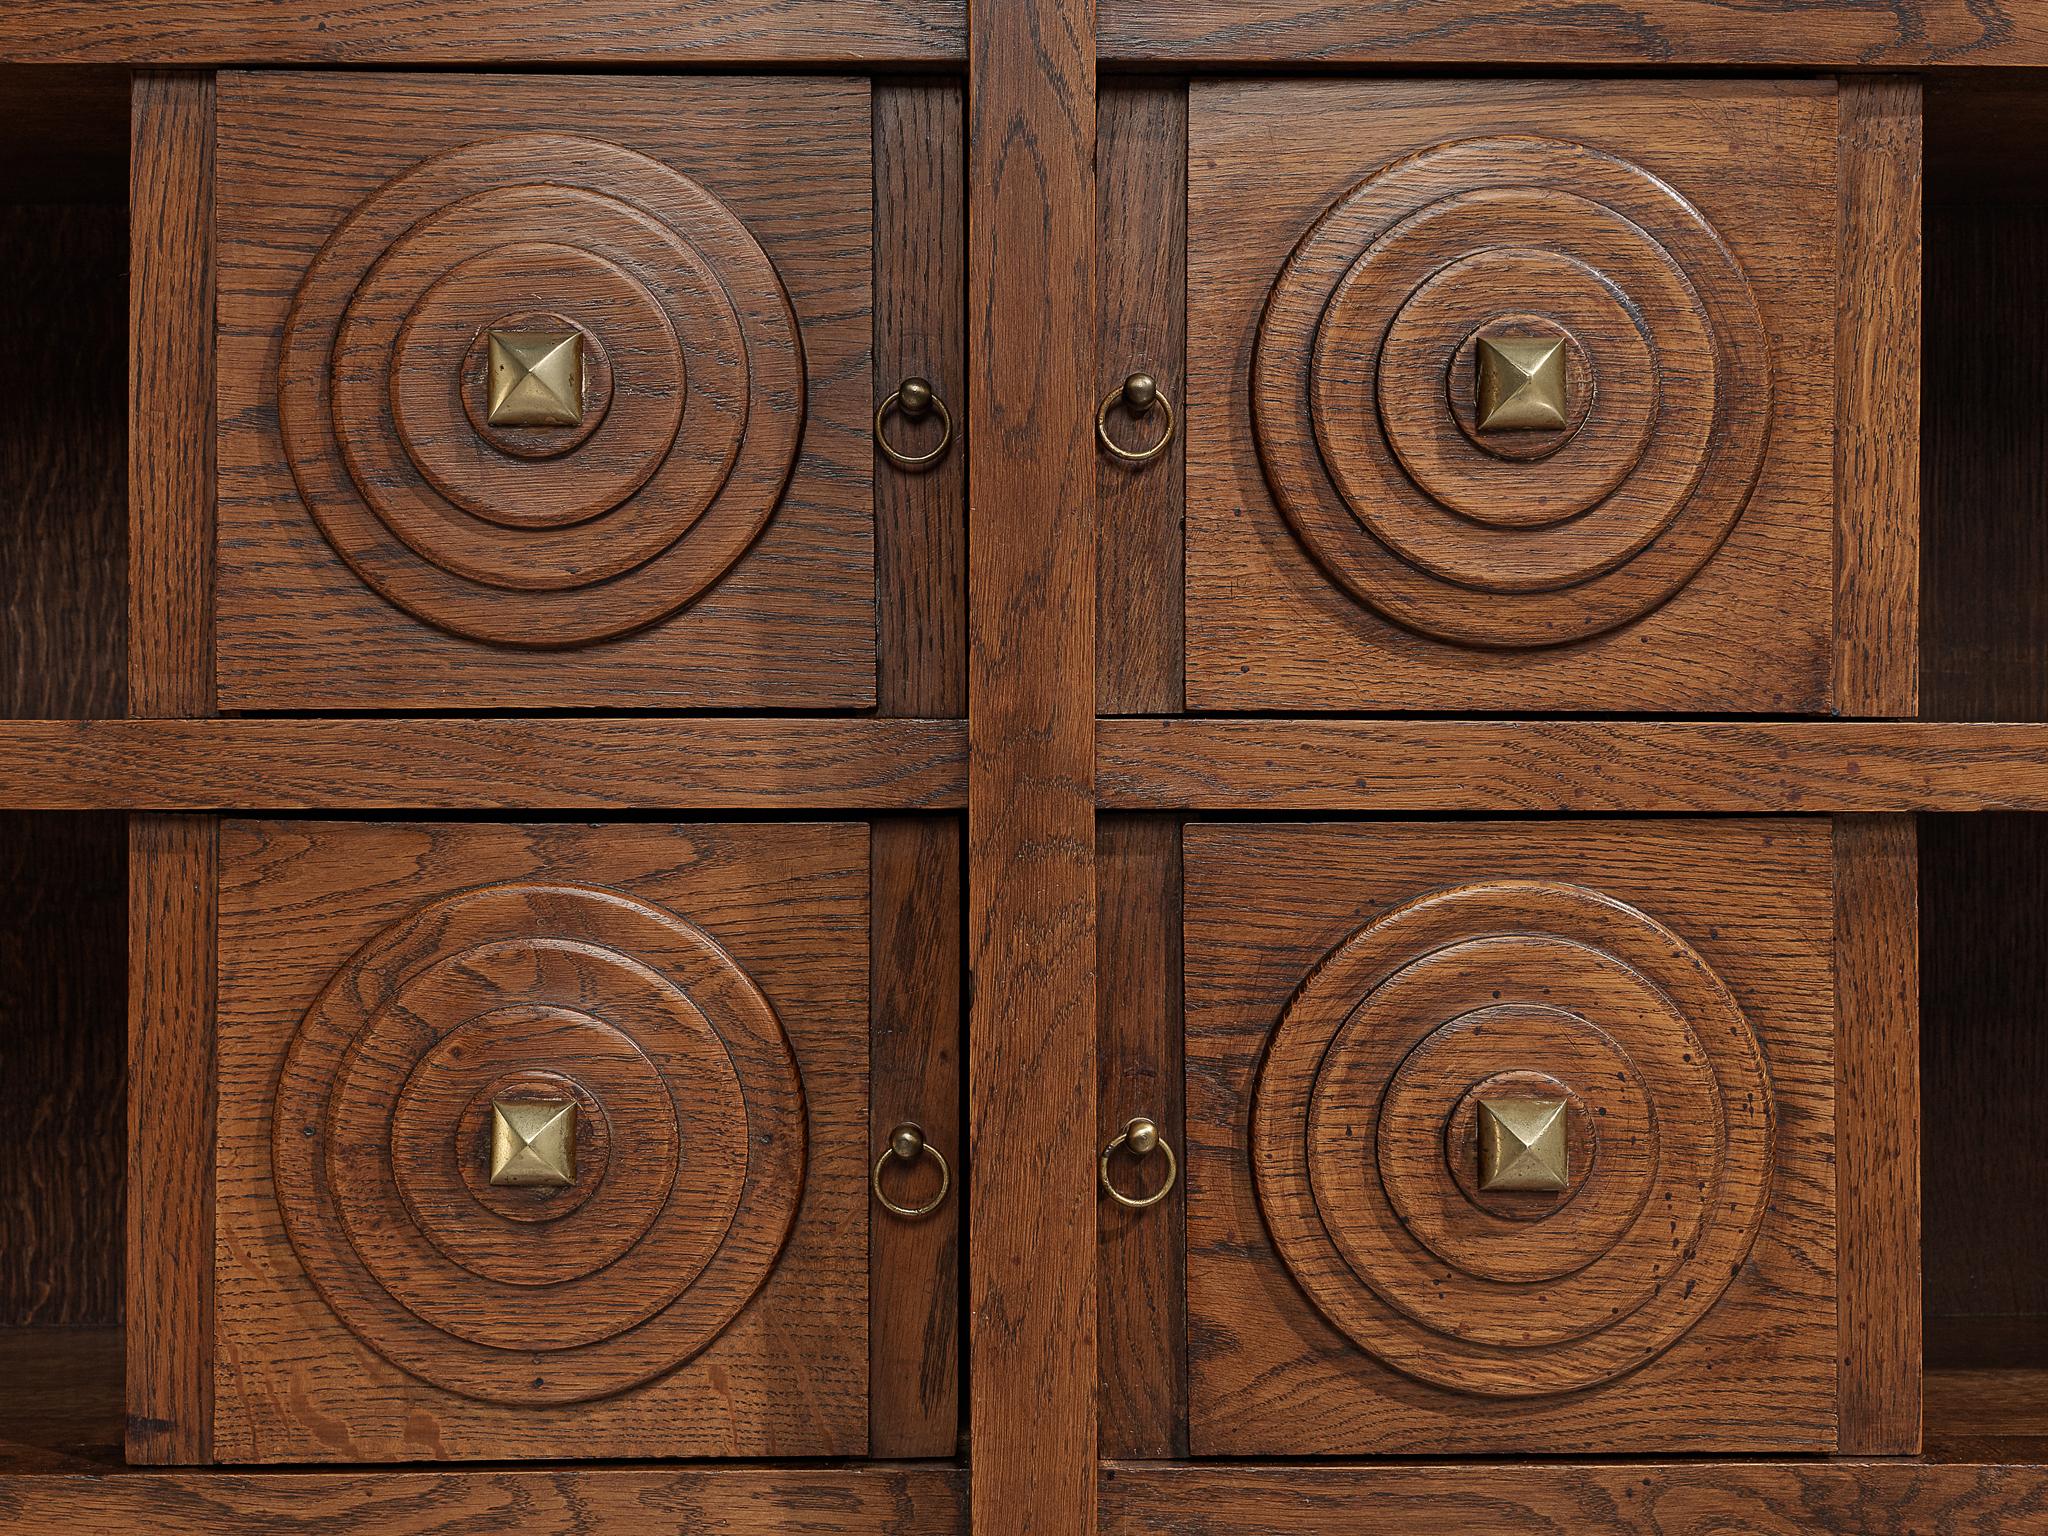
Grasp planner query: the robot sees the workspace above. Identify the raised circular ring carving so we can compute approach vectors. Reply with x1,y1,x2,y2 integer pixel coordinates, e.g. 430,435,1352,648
1257,136,1772,647
1252,880,1773,1397
281,134,804,648
272,883,803,1404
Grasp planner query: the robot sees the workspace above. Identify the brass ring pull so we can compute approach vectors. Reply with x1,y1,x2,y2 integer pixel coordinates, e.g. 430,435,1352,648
874,377,954,472
1096,372,1175,466
1098,1115,1177,1210
872,1122,951,1220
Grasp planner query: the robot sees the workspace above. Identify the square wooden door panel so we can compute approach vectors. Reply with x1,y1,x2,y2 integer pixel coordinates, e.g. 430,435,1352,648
216,73,874,710
1188,80,1841,712
1184,819,1837,1454
213,820,869,1461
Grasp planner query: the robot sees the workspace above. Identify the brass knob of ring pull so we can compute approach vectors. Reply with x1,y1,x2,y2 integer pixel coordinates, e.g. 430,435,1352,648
1099,1115,1178,1209
1096,372,1176,466
872,1121,952,1219
874,376,955,471
1475,1096,1570,1192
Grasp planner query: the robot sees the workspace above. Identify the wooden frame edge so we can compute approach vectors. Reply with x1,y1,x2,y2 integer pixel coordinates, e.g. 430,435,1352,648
1834,813,1924,1454
125,815,217,1465
1835,76,1923,718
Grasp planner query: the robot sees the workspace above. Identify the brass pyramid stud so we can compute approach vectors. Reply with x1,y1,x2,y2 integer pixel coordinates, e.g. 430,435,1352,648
1476,1096,1569,1191
1473,335,1568,432
489,1097,578,1187
486,327,585,427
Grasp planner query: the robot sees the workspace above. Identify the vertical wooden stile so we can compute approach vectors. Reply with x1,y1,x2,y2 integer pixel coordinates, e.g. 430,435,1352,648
126,70,217,1466
967,0,1100,1529
1835,814,1923,1454
1835,76,1922,718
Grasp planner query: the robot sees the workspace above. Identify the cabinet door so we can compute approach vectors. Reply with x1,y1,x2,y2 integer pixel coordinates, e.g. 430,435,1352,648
1187,80,1844,712
1181,819,1838,1454
213,820,874,1461
217,72,874,710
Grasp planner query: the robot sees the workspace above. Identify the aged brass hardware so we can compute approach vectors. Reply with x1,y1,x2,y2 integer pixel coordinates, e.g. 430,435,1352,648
1097,371,1176,466
1473,335,1568,432
874,376,955,471
1476,1096,1569,1192
872,1120,951,1219
1099,1114,1178,1209
486,326,586,428
489,1097,578,1188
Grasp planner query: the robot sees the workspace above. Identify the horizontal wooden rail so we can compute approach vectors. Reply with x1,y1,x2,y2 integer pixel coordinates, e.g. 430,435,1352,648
22,717,2048,814
0,718,966,810
0,1464,965,1532
1099,1460,2048,1534
1095,0,2045,67
1097,718,2048,812
0,2,960,64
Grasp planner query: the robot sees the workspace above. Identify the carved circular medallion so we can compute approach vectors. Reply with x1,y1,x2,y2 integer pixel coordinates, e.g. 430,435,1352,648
1251,881,1773,1396
271,883,804,1404
1255,136,1771,647
280,134,803,647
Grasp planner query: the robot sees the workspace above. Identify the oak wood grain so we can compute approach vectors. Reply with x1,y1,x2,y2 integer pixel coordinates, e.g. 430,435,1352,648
1922,198,2048,720
1184,820,1837,1453
967,0,1098,1524
1922,815,2048,1367
0,202,124,718
1096,80,1185,716
868,816,963,1457
0,718,966,811
1097,719,2048,812
1835,77,1922,718
0,1462,967,1532
1187,79,1840,712
1095,816,1186,1459
875,80,966,721
213,820,868,1461
129,72,213,718
1096,0,2046,66
217,72,873,710
0,2,962,63
0,1327,123,1473
126,815,216,1464
0,817,123,1327
0,198,125,1331
1834,815,1921,1453
1097,1460,2048,1534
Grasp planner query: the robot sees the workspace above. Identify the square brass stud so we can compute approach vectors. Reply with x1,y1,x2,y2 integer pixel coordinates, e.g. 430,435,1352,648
1474,336,1568,432
486,327,585,428
489,1098,578,1187
1476,1097,1569,1192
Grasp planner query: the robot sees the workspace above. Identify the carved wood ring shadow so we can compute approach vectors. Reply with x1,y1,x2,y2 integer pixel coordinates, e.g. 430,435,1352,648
270,882,805,1403
1253,136,1772,649
278,134,804,648
1251,879,1775,1396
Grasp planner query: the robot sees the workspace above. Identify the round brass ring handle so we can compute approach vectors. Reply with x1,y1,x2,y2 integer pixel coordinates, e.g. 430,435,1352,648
872,1121,951,1219
1096,372,1176,466
874,377,954,472
1099,1115,1178,1210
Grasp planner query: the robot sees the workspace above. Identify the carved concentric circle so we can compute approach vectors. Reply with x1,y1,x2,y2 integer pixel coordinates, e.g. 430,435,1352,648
272,883,804,1404
1256,136,1771,646
1252,881,1773,1397
281,134,803,647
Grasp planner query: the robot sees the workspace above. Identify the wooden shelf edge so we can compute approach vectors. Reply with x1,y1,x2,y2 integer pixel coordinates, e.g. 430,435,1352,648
0,718,967,810
0,4,963,65
1095,0,2047,67
0,1463,966,1532
1097,719,2048,812
1099,1459,2048,1533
